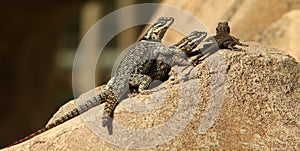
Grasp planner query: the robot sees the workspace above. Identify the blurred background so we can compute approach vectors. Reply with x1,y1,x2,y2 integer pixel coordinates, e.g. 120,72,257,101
0,0,160,147
1,0,300,147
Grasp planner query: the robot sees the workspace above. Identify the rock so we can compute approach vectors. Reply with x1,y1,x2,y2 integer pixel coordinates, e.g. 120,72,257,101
229,0,289,40
151,0,240,44
154,0,300,61
255,9,300,62
4,42,300,150
156,0,290,40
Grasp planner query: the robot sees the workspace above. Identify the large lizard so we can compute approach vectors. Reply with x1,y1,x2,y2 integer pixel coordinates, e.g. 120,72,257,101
129,30,207,94
8,17,207,147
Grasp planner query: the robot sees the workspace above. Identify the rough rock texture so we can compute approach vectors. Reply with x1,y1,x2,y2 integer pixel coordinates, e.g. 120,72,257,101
4,42,300,150
154,0,300,62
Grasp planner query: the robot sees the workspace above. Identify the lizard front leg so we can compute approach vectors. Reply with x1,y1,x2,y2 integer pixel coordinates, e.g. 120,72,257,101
225,41,246,51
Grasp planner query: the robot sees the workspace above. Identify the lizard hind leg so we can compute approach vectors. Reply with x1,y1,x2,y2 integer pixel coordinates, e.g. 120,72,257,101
129,73,153,95
102,95,118,127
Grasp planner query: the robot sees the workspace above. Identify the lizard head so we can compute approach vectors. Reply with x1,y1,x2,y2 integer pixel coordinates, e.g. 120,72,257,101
174,31,207,56
178,31,207,47
140,17,174,41
216,22,230,34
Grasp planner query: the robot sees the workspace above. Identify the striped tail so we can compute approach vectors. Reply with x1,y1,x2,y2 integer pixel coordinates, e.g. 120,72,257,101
7,92,108,147
8,109,80,147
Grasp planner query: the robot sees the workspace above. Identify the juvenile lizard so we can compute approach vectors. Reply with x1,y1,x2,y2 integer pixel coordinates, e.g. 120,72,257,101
191,22,248,65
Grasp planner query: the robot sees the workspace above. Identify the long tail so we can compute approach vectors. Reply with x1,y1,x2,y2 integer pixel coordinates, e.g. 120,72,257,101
8,108,80,147
7,92,107,147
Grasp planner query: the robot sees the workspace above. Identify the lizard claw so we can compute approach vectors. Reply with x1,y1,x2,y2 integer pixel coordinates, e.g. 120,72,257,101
101,113,112,127
101,114,113,135
102,116,108,127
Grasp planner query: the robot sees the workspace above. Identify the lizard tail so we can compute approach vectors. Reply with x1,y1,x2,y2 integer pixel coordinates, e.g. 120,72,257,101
7,93,107,147
8,108,81,147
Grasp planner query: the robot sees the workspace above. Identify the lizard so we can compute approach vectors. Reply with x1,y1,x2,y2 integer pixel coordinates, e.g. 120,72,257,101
6,16,174,147
190,21,248,65
7,17,207,147
101,29,207,126
129,30,207,94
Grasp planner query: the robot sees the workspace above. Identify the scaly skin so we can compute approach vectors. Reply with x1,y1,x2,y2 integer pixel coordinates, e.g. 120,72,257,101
7,17,175,147
191,22,248,65
7,18,207,147
101,17,176,126
129,31,208,93
101,30,208,126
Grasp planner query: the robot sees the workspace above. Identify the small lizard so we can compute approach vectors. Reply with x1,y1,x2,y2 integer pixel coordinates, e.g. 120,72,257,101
213,21,248,50
191,22,248,65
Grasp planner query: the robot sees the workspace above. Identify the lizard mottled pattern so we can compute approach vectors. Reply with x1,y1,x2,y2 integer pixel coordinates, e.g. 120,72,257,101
102,30,208,126
7,17,207,147
101,17,177,126
191,22,248,65
174,31,207,57
129,31,207,93
7,17,174,147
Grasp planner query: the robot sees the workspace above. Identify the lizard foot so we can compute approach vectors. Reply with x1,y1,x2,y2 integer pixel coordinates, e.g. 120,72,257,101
101,114,113,135
101,114,112,127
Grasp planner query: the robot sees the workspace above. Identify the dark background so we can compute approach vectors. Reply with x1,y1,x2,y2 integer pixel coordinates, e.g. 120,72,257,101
0,0,157,147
